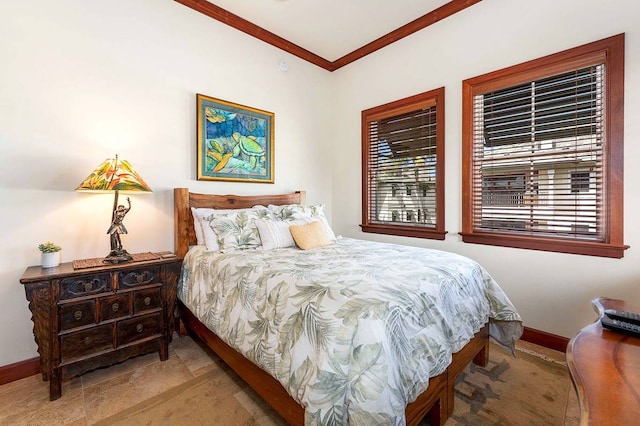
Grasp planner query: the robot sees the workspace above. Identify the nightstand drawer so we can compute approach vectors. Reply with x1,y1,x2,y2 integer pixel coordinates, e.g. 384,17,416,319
118,267,159,289
99,294,131,321
59,300,96,331
60,274,110,300
61,324,113,361
117,313,161,346
134,288,161,314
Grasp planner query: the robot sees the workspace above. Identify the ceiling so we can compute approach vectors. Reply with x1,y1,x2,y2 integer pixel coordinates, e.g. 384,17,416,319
176,0,479,71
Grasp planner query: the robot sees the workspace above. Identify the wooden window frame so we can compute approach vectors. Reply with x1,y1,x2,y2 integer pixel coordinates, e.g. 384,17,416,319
361,87,447,240
461,34,628,258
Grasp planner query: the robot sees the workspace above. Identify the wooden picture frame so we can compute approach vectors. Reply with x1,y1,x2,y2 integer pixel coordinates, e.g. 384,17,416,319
197,94,274,183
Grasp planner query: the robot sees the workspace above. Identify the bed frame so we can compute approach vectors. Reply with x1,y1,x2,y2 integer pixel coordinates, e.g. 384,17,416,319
173,187,489,425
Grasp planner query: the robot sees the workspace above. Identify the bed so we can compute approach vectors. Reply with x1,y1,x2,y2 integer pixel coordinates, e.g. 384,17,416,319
173,187,522,425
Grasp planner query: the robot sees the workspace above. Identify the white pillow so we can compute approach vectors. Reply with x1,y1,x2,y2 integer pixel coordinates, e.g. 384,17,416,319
191,208,219,251
268,204,337,241
255,218,310,250
191,207,205,245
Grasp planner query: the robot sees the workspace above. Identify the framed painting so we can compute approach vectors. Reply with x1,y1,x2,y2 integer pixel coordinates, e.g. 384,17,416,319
197,94,274,183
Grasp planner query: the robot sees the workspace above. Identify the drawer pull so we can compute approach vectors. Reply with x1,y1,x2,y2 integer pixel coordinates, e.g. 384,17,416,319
136,324,144,333
84,282,93,292
144,297,151,306
74,311,83,320
112,303,119,312
84,337,91,345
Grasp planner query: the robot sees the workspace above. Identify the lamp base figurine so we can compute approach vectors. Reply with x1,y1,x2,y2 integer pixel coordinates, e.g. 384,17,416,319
104,195,133,264
104,249,133,264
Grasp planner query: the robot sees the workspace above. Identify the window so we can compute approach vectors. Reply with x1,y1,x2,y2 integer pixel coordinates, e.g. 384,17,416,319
361,87,446,240
461,34,628,258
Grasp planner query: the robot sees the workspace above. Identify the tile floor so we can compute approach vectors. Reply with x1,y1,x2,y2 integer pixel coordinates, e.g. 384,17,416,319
0,336,571,425
0,333,282,425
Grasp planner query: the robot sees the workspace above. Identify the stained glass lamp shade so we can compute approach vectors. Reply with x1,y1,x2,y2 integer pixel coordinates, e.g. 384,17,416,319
76,155,152,264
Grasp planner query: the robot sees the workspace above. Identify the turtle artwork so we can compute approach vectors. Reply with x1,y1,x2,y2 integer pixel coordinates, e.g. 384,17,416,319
197,94,274,183
232,132,266,169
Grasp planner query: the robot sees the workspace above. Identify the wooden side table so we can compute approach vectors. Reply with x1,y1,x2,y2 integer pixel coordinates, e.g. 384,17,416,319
566,297,640,425
20,255,182,400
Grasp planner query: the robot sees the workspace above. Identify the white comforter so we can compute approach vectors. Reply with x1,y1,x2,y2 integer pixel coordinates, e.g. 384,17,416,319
178,237,522,425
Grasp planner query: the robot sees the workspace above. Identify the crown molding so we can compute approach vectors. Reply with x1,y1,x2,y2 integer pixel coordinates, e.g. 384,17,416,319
174,0,481,72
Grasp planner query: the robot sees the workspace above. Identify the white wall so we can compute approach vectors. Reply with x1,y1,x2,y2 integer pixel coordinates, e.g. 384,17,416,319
331,0,640,338
0,0,333,365
2,0,639,368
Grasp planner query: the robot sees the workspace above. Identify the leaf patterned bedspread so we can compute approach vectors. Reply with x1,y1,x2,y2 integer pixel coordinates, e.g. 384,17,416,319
178,237,523,425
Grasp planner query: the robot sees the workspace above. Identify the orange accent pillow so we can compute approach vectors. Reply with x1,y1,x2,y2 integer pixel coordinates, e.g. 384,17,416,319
289,220,333,250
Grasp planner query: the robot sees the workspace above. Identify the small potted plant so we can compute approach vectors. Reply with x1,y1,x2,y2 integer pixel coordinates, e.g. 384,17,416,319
38,241,62,268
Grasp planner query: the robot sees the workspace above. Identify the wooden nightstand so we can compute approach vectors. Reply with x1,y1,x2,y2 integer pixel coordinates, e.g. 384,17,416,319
20,255,182,400
566,298,640,424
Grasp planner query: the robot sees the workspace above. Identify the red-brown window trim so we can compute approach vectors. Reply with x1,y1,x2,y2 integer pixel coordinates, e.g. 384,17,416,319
461,34,628,258
361,87,447,240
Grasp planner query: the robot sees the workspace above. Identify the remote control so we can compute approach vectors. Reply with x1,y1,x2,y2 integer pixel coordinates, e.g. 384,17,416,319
601,316,640,337
604,309,640,326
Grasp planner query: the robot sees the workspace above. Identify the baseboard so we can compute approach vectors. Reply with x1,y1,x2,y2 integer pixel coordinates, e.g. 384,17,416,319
0,357,40,386
0,326,568,386
521,326,569,353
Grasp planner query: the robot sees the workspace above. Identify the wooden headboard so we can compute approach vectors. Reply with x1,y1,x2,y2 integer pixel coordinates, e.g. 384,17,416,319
173,188,306,257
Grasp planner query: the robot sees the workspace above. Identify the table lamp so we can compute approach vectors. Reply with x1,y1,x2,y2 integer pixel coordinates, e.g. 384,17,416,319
76,155,152,264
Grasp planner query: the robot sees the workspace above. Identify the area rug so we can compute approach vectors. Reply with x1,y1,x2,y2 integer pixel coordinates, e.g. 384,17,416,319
445,346,579,425
96,345,579,425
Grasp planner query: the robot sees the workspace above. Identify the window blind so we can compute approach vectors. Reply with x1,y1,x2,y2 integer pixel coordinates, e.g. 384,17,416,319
367,106,437,227
472,64,605,240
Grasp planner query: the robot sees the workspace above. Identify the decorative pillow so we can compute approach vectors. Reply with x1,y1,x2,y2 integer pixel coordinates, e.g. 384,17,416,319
289,220,333,250
207,208,275,252
268,204,337,241
255,218,309,250
193,206,270,251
